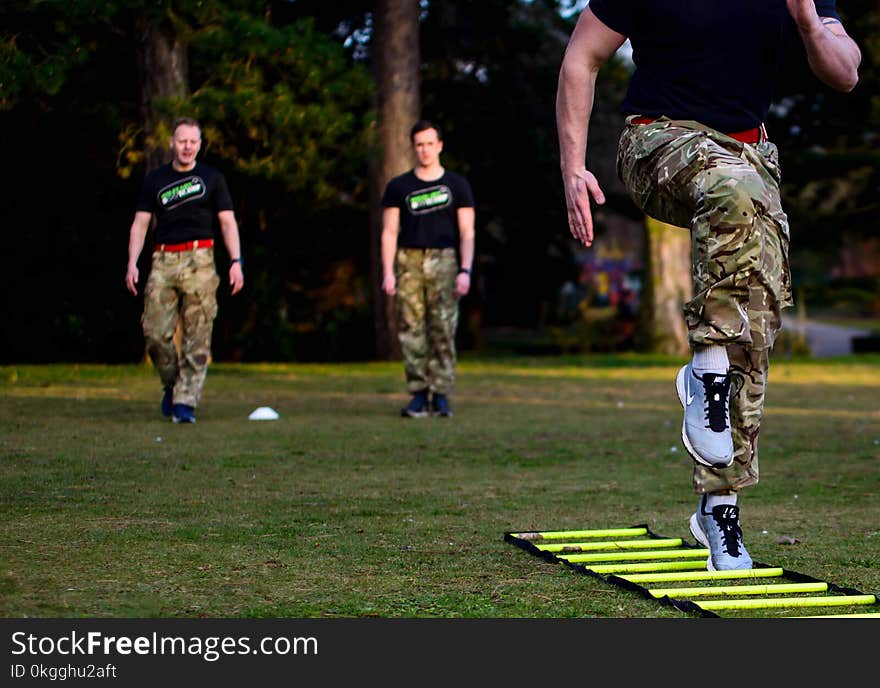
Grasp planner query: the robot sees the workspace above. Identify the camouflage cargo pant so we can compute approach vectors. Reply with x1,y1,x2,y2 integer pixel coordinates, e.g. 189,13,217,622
617,116,793,494
395,248,459,394
142,248,220,408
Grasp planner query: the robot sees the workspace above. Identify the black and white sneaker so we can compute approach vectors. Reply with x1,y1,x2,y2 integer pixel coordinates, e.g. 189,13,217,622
675,363,734,467
689,496,753,571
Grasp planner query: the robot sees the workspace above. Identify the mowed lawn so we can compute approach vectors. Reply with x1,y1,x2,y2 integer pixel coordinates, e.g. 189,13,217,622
1,355,878,618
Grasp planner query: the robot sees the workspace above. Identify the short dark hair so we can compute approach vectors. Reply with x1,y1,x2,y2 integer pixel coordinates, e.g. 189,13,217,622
173,117,201,136
410,119,442,142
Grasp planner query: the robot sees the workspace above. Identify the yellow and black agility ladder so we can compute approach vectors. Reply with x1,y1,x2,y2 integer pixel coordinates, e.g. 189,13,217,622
505,526,879,618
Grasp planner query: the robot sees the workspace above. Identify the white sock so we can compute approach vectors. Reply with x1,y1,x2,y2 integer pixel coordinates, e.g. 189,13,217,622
692,345,729,376
704,493,737,511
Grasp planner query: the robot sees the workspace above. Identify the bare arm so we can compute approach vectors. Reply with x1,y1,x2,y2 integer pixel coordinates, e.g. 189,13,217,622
380,207,400,295
218,210,244,295
557,9,626,247
787,0,861,91
125,211,153,295
455,207,475,297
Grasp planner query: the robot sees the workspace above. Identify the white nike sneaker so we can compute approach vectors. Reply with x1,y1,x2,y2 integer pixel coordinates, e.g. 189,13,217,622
675,363,734,467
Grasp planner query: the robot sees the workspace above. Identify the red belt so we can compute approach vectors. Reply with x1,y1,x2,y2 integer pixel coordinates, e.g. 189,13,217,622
630,117,765,144
154,239,213,253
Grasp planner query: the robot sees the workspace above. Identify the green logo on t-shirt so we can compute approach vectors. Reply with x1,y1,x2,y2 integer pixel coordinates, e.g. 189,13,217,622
158,176,206,209
407,185,451,214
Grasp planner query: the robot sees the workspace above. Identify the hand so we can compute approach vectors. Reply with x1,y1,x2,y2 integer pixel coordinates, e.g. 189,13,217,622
454,272,471,298
229,262,244,295
125,265,139,295
382,274,396,296
563,167,605,247
786,0,821,33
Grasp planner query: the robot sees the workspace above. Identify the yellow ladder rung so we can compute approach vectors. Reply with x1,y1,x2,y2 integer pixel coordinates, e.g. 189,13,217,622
514,528,648,542
587,560,708,574
562,548,709,563
649,582,828,598
796,613,880,618
621,568,785,584
697,594,877,611
537,538,683,553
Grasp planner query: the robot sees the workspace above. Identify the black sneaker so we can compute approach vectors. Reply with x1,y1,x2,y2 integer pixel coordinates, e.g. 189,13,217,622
400,391,429,418
172,403,197,424
431,393,453,417
161,386,174,418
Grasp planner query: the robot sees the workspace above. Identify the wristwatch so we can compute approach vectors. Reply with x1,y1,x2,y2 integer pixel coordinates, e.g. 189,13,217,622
457,267,471,275
231,257,243,267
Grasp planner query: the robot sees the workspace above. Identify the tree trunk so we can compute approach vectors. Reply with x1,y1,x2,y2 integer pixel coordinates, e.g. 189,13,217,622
135,12,189,170
134,12,189,361
370,0,421,360
637,216,692,356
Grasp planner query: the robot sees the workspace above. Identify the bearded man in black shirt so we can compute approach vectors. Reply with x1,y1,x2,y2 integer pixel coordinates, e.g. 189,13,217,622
125,117,244,424
557,1,860,570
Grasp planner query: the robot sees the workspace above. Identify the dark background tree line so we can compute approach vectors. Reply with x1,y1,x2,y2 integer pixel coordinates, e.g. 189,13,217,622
1,0,877,364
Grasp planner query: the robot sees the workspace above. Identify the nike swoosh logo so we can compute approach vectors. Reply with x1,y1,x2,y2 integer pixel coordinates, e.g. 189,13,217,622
686,373,695,405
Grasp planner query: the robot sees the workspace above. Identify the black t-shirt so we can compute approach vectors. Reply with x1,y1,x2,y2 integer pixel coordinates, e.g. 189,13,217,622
136,161,234,245
381,170,475,249
589,0,841,133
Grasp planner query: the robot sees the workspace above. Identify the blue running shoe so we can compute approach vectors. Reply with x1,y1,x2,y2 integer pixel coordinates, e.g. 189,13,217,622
676,363,734,467
400,391,429,418
172,403,196,424
431,393,453,417
689,496,753,571
161,386,174,418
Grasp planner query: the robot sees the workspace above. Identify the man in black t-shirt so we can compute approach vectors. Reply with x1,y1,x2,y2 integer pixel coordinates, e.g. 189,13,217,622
381,120,476,418
557,2,860,569
125,117,244,424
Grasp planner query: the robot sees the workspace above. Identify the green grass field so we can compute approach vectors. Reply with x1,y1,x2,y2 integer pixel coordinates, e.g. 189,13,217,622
1,355,878,619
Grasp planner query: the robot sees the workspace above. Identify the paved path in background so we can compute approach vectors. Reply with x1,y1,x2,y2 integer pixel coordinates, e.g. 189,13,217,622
781,316,874,357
